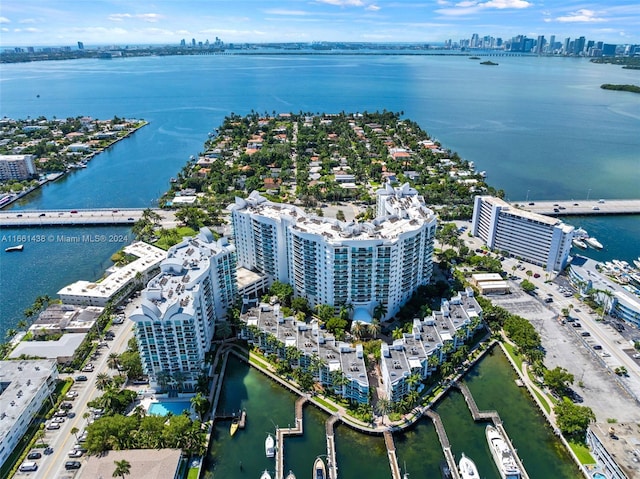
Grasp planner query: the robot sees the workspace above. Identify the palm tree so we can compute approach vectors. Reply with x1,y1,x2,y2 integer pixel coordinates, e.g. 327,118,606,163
96,372,112,391
107,353,120,373
375,398,392,425
70,426,79,441
406,372,422,390
368,319,381,339
373,302,387,321
112,459,131,479
190,392,210,421
427,354,440,372
392,327,404,341
351,321,366,339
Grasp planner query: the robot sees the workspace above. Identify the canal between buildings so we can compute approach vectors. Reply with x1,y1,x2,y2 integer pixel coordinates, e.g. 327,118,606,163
206,346,580,479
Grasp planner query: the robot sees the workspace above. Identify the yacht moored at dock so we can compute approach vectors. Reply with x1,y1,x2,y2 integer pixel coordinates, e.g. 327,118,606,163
4,244,23,252
260,470,272,479
572,238,587,249
265,433,275,458
313,457,326,479
285,471,296,479
486,425,522,479
458,453,479,479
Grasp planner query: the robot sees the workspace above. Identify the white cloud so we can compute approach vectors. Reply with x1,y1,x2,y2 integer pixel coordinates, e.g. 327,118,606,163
263,9,309,16
0,16,10,24
316,0,365,6
437,0,531,16
19,18,38,24
553,9,606,23
108,13,162,23
366,4,381,11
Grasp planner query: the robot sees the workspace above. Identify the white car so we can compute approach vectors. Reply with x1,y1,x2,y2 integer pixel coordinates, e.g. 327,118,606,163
68,449,84,458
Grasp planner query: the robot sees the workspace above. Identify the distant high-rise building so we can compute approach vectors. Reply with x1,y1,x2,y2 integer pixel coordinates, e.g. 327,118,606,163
536,35,545,54
574,36,586,55
191,38,196,47
602,44,616,57
563,37,570,54
548,35,555,53
180,38,186,47
77,41,84,50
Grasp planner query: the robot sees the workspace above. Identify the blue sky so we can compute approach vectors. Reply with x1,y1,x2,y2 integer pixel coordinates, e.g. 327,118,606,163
1,0,639,47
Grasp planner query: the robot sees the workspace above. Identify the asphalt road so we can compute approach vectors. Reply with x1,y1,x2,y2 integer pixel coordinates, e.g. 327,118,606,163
16,307,136,479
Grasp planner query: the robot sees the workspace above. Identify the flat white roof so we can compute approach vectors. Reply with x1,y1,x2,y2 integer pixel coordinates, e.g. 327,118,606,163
58,242,166,299
9,333,87,359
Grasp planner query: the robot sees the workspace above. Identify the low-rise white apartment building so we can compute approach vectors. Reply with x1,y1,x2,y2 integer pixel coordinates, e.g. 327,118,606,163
130,228,237,391
229,186,437,322
471,195,574,272
58,242,166,307
0,360,58,469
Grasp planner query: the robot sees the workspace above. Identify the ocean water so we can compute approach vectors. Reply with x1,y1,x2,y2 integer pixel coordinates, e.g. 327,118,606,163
1,53,639,334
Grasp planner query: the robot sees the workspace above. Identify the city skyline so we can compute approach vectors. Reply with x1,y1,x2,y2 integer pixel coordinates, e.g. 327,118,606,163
1,0,639,47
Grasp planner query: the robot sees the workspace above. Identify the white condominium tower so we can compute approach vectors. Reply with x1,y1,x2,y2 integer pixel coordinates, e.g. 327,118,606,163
130,228,237,390
229,186,437,322
471,195,574,272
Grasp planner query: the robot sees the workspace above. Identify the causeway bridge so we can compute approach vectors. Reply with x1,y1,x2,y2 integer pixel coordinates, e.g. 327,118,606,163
515,199,640,216
0,208,177,228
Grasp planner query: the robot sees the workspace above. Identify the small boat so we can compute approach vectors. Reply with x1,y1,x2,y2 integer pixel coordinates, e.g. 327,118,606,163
572,239,587,249
265,433,275,458
5,244,24,252
574,227,589,239
260,470,272,479
458,453,479,479
230,418,239,436
313,457,326,479
586,237,603,249
285,471,296,479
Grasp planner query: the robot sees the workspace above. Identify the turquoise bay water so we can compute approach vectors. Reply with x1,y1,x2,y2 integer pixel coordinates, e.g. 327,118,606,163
1,55,638,339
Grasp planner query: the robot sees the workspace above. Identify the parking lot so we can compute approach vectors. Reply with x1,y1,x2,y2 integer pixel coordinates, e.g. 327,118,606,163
491,281,640,424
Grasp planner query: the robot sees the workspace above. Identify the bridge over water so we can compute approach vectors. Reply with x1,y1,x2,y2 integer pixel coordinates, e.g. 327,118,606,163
515,199,640,216
0,208,177,228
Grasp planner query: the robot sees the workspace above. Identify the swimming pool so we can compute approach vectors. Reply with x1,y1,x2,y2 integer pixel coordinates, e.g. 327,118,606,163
148,400,192,416
592,473,607,479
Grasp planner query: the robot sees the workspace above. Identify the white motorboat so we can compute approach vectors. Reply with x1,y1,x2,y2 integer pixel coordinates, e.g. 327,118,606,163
5,244,24,252
285,471,296,479
572,239,587,249
586,237,603,249
313,457,326,479
458,453,479,479
486,425,522,479
265,433,275,458
260,470,272,479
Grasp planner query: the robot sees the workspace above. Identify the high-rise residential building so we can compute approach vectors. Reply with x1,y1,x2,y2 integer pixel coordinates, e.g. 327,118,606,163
536,36,545,54
548,35,556,53
471,196,574,272
130,228,237,390
0,154,36,181
77,41,84,50
574,36,586,55
229,186,437,322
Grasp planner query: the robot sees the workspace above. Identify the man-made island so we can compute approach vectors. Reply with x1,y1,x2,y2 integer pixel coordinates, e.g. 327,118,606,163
2,111,638,479
600,83,640,94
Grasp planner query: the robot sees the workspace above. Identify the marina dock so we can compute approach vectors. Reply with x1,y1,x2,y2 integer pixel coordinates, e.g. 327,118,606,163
326,416,339,479
383,430,402,479
274,396,307,479
423,410,461,479
517,199,640,216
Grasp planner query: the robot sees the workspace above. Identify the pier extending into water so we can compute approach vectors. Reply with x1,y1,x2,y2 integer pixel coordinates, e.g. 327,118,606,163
274,397,307,479
423,410,461,479
454,383,530,479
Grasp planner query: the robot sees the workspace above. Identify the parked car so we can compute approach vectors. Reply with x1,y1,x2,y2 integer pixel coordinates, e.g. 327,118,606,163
581,331,591,337
65,461,82,470
52,416,66,423
27,451,42,460
68,449,84,458
60,402,73,409
75,375,88,381
46,422,61,430
593,345,603,350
